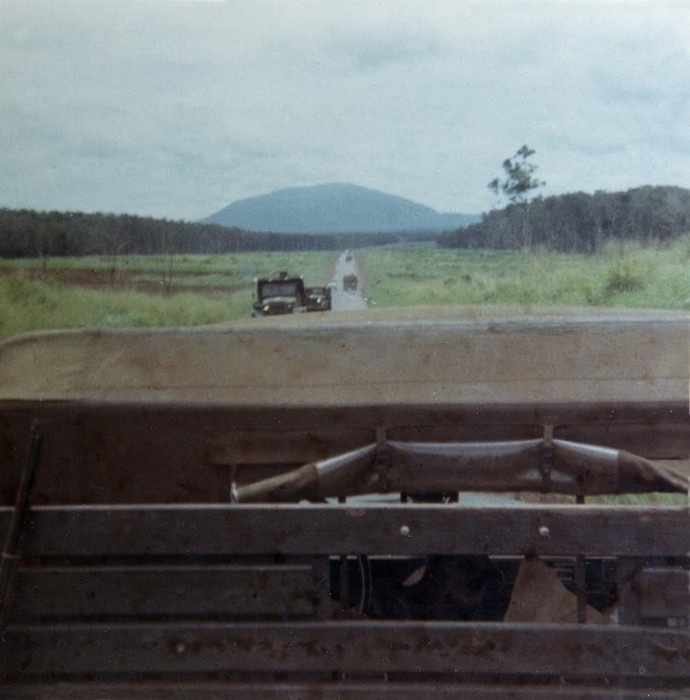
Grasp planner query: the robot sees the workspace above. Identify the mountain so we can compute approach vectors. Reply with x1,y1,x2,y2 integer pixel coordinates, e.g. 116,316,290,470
203,183,479,233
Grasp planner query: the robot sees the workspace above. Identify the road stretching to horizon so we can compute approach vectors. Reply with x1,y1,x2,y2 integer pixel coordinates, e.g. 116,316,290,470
330,250,368,311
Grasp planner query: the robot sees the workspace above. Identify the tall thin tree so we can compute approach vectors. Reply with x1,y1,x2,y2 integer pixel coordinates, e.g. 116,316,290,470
488,145,545,249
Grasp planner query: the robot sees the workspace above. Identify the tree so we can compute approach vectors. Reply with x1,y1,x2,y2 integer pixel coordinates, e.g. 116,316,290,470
488,145,545,248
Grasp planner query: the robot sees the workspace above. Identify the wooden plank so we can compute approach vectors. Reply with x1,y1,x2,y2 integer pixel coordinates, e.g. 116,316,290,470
207,429,374,464
637,568,690,618
8,565,320,620
1,504,688,557
3,403,685,507
1,314,687,408
2,621,689,679
3,680,688,699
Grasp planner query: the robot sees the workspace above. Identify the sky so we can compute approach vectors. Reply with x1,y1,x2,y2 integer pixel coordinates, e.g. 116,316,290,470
1,0,689,221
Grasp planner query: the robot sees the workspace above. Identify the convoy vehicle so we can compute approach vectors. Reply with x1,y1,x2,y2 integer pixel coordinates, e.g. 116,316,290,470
343,273,358,291
0,306,688,696
252,270,306,316
305,285,332,312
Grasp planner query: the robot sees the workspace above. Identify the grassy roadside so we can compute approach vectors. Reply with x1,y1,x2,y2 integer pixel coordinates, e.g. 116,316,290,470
1,239,688,341
0,251,337,340
358,235,690,311
0,277,250,339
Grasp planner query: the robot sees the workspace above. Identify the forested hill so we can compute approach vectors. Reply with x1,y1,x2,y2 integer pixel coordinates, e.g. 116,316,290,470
204,182,478,233
2,185,688,259
439,186,690,252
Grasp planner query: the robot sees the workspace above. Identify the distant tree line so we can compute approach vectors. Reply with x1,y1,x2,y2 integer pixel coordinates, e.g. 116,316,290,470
0,209,437,259
3,185,688,260
439,186,690,252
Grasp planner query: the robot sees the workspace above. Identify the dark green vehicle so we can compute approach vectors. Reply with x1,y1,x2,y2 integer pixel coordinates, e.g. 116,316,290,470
305,285,332,312
252,270,306,316
343,273,358,291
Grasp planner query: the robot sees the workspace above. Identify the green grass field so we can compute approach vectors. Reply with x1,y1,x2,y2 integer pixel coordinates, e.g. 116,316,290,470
0,251,337,340
357,236,690,310
1,237,688,341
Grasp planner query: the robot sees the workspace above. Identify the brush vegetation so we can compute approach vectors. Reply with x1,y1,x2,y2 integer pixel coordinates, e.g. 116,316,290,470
1,237,688,341
0,251,336,340
359,235,690,311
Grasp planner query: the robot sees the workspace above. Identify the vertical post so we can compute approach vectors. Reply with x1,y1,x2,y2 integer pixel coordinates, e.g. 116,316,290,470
338,496,349,614
311,556,331,621
0,423,43,632
575,491,587,623
617,557,644,625
575,553,587,624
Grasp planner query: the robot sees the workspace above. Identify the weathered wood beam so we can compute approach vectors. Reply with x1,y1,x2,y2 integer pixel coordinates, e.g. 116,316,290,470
1,504,687,557
3,621,689,679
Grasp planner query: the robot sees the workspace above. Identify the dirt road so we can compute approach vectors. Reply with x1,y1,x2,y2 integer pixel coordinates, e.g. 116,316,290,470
330,250,368,311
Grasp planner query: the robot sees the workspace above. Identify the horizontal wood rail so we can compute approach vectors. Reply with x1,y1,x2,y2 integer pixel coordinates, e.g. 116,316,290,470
3,621,690,681
2,502,688,693
1,504,687,558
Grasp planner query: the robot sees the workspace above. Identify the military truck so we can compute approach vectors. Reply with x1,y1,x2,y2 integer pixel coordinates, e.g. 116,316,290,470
1,307,689,696
305,285,332,312
252,270,306,316
343,273,358,291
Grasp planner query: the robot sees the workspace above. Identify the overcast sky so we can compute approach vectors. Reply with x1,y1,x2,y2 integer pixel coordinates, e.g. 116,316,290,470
1,0,689,221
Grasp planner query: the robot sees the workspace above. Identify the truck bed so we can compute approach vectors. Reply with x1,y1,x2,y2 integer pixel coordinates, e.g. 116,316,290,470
1,307,688,696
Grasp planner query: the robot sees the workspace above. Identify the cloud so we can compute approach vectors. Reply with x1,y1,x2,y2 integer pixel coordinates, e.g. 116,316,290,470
1,0,689,219
329,30,441,72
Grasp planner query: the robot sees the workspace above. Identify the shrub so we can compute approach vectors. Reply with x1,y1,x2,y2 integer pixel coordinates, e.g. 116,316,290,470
604,259,645,294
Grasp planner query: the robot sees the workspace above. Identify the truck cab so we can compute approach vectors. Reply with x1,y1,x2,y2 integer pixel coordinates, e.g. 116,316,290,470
343,273,358,292
305,285,332,312
252,270,306,316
